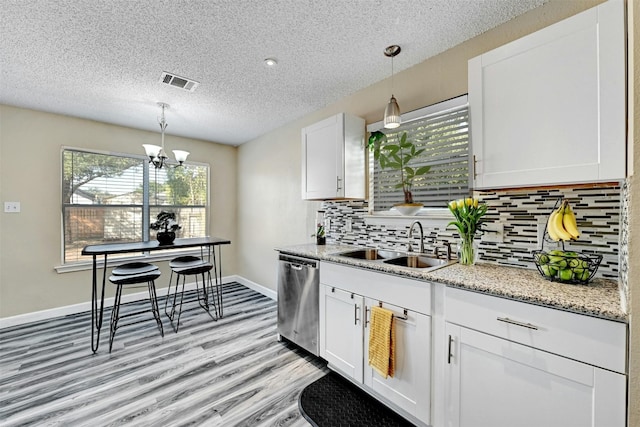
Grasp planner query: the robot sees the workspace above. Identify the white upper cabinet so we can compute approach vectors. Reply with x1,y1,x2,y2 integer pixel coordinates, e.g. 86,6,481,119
301,113,365,200
469,0,625,189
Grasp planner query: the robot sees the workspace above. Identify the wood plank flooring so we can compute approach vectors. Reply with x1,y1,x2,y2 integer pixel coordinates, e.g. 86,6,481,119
0,282,328,426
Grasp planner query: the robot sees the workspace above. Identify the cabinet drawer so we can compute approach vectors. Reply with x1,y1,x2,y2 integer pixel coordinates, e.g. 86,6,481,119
321,262,431,315
445,287,626,374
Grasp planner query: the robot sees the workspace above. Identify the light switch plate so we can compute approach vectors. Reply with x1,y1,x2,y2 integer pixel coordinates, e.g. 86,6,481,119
4,202,20,213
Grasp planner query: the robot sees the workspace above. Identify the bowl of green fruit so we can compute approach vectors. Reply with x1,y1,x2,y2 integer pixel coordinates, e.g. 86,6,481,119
532,249,602,285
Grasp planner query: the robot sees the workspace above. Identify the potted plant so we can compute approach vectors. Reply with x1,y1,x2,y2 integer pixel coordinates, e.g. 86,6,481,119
368,130,431,215
314,223,326,245
150,210,181,245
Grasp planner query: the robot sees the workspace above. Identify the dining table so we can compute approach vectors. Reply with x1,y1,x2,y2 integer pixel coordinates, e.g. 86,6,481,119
82,236,231,353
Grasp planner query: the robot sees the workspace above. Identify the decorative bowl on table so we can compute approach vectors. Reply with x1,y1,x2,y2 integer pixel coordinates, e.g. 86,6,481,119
532,249,602,285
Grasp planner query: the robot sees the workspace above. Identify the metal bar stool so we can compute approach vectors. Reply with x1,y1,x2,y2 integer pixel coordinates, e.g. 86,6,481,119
108,262,164,353
164,256,218,332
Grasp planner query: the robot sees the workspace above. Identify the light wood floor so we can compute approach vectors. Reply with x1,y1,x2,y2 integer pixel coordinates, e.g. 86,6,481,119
0,282,328,426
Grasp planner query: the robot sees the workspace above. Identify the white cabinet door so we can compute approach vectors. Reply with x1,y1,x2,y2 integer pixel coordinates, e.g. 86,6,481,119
319,284,364,382
444,323,626,427
301,113,365,200
469,0,625,189
302,114,342,199
364,298,431,425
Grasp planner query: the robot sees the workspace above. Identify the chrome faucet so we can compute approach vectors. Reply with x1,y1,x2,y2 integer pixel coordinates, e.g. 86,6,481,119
408,221,425,253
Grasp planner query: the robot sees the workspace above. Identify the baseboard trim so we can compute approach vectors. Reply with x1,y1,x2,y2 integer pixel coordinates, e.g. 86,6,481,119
0,274,266,330
232,275,277,301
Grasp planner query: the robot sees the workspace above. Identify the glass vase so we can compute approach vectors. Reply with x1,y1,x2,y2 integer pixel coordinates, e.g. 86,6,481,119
457,237,479,265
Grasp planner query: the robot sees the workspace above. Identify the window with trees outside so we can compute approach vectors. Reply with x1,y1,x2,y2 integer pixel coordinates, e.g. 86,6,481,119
62,148,209,263
370,95,470,212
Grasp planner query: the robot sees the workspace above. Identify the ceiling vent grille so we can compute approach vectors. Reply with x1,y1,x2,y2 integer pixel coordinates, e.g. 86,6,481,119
159,72,199,92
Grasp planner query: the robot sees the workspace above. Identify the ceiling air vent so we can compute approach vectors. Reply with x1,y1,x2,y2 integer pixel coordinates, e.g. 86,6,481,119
159,72,199,92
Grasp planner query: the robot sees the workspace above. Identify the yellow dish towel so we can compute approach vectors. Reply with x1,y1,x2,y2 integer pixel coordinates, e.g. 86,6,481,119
368,306,395,378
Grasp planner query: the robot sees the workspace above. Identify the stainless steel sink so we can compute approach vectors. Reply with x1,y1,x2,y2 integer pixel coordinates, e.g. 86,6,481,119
338,249,404,261
383,255,449,269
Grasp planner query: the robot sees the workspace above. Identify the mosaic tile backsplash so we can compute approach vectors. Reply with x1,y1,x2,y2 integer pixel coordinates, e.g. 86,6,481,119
322,184,621,279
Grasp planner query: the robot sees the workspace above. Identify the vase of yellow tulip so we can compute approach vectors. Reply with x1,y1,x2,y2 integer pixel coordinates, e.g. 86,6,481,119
447,197,488,265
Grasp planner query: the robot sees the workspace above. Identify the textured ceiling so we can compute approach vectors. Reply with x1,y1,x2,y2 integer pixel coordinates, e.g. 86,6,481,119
1,0,546,146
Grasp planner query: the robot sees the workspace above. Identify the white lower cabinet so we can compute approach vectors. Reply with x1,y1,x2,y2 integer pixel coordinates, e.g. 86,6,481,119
364,298,431,424
318,262,627,427
319,285,364,383
443,288,627,427
319,262,432,426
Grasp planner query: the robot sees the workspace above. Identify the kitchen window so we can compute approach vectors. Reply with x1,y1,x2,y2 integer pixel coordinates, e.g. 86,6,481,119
62,148,209,264
368,95,470,212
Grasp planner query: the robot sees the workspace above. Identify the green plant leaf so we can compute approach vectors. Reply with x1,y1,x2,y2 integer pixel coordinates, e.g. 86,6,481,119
368,131,386,150
387,162,402,169
415,166,431,175
384,145,400,155
400,140,412,149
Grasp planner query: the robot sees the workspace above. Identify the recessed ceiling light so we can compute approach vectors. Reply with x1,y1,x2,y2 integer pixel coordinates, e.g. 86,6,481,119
264,58,278,67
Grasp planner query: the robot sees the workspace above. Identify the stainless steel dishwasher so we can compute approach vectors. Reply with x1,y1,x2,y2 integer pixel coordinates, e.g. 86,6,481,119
277,254,319,356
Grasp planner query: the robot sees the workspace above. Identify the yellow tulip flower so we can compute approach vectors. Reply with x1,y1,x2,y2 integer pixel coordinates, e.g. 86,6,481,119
457,199,464,209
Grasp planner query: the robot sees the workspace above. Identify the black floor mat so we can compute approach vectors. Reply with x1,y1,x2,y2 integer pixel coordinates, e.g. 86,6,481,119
298,371,415,427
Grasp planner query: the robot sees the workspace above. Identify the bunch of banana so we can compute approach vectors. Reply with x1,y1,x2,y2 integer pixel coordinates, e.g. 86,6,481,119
547,200,580,241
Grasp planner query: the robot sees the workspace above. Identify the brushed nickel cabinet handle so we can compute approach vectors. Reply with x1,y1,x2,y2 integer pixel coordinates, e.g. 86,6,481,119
497,316,539,330
448,335,453,364
354,305,360,325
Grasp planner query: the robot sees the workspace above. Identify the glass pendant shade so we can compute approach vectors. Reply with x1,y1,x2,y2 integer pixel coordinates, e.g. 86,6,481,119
143,144,162,158
383,95,401,129
173,150,190,164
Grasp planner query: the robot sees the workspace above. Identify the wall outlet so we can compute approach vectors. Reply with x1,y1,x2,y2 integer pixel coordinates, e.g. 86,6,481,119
482,223,504,243
4,202,20,213
345,218,352,232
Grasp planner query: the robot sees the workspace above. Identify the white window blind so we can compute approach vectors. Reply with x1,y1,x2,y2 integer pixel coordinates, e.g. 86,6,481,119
62,149,208,263
371,96,470,211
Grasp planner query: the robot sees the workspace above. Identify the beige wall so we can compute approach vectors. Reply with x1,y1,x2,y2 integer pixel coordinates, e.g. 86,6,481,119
0,106,238,317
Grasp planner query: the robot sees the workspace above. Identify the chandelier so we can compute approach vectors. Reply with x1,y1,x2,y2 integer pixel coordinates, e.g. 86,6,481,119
142,102,189,169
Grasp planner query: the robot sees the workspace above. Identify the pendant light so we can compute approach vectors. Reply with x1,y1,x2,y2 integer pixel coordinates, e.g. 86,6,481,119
383,45,402,129
142,102,189,169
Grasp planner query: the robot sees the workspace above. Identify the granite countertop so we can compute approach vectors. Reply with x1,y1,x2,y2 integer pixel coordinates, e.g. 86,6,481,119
276,243,626,323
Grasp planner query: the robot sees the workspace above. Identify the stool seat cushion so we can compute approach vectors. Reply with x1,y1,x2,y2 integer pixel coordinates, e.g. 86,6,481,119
169,256,202,268
172,262,213,276
112,262,159,276
109,270,162,285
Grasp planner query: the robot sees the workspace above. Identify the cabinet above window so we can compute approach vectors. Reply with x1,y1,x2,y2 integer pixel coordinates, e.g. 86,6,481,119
469,0,625,189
